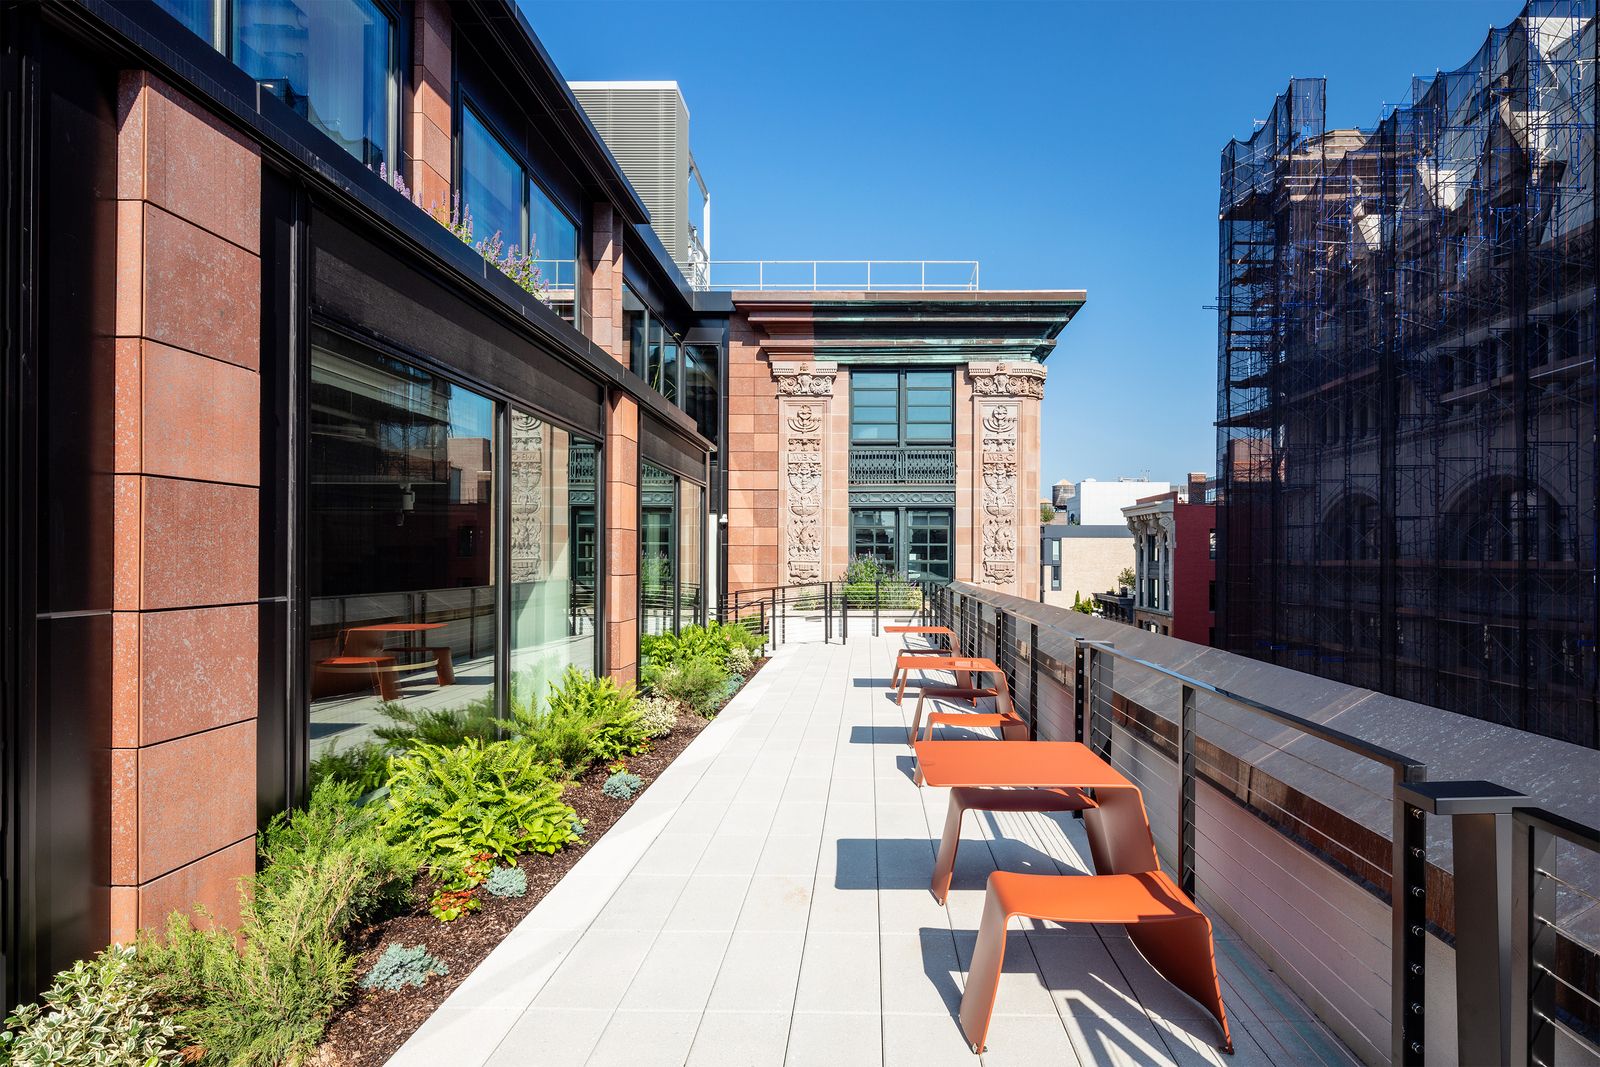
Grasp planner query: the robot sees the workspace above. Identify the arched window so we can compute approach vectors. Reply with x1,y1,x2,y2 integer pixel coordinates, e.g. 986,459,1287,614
1441,478,1570,563
1320,494,1383,561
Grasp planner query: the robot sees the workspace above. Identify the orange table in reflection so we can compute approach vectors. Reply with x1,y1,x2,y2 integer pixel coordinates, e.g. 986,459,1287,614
317,622,454,701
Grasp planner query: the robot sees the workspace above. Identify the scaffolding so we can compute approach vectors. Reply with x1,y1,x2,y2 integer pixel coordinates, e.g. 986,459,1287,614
1216,0,1599,748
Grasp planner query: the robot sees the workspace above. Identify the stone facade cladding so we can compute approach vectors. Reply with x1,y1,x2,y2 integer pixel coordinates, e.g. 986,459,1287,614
111,71,263,940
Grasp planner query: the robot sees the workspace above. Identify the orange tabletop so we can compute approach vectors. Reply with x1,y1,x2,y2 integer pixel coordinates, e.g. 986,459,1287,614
885,625,956,636
896,655,1001,674
348,623,447,633
912,740,1132,790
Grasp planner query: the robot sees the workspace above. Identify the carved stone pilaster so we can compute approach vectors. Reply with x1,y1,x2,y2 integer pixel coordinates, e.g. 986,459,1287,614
967,362,1045,589
773,362,836,584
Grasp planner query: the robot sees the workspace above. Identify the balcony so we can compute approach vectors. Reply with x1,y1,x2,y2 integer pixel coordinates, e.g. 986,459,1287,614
389,585,1599,1067
849,445,957,487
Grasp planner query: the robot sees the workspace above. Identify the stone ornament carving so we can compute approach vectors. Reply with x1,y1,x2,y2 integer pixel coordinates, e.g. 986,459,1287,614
969,360,1047,399
510,411,544,583
782,399,829,583
772,359,839,398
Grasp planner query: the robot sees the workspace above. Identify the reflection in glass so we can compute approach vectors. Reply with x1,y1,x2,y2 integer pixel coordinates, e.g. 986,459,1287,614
679,481,703,630
509,410,600,713
154,0,214,42
462,108,523,253
640,463,677,636
683,344,719,441
306,329,495,762
530,180,579,326
234,0,393,167
624,286,648,379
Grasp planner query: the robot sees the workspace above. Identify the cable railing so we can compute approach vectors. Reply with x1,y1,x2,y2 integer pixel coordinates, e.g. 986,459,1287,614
917,580,1600,1067
705,259,980,292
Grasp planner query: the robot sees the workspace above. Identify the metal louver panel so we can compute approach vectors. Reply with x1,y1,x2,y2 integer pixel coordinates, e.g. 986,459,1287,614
570,83,691,270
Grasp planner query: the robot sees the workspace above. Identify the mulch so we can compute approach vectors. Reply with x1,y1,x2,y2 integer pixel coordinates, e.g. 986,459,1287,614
316,659,766,1067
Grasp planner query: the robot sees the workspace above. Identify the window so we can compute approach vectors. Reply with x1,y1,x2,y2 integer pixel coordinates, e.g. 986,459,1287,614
457,104,583,327
306,328,495,760
234,0,394,167
905,509,952,580
640,463,677,637
679,481,704,630
851,509,897,567
529,179,579,324
683,344,719,442
461,108,523,253
625,286,648,378
851,372,899,443
903,371,954,443
153,0,216,44
850,369,954,445
1209,530,1217,559
1050,570,1061,592
1050,539,1061,564
509,410,600,707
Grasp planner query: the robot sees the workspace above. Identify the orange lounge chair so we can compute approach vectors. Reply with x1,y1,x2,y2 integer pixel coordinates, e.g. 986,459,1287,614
959,870,1233,1055
956,780,1233,1056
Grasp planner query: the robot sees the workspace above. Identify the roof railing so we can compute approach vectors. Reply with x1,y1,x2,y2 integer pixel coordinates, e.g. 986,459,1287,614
706,259,980,292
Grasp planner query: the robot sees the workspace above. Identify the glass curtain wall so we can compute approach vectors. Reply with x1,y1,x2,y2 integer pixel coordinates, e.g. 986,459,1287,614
508,409,599,716
234,0,393,167
640,462,677,636
679,481,703,630
306,329,496,760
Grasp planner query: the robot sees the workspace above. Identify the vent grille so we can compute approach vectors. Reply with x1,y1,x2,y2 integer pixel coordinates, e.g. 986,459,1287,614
571,86,691,269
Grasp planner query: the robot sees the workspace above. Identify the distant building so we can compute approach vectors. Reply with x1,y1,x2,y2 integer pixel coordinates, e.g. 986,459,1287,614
569,81,711,288
1038,524,1134,609
1059,477,1173,525
1122,489,1217,645
1051,479,1075,511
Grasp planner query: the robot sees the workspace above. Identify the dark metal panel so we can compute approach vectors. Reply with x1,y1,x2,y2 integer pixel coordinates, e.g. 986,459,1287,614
309,207,606,439
640,413,709,486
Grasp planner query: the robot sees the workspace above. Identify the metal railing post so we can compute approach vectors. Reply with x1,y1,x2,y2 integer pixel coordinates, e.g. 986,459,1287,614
1400,781,1529,1067
1073,639,1087,745
874,577,881,637
825,584,832,643
1511,814,1562,1067
1178,683,1197,897
841,582,848,642
759,600,767,645
1028,622,1040,741
1392,763,1429,1067
780,586,787,644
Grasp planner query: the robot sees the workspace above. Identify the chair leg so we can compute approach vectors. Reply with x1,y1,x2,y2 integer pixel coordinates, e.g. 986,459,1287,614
908,690,930,747
930,790,968,904
375,669,400,702
957,882,1012,1054
434,649,454,686
1128,915,1234,1054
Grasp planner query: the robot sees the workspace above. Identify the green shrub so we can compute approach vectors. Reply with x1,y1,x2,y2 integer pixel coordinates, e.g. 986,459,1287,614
601,771,643,800
635,695,678,738
510,667,647,776
257,779,416,924
644,655,729,717
131,781,414,1067
483,866,528,898
374,695,503,749
381,740,578,867
0,944,183,1066
359,944,447,992
726,644,755,676
308,740,391,794
642,621,764,674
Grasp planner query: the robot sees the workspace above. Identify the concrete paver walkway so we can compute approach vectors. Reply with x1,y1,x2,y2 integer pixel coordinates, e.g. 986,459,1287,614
389,635,1355,1067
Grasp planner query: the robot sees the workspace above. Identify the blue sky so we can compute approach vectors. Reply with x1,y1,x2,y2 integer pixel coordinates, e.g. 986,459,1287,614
524,0,1520,495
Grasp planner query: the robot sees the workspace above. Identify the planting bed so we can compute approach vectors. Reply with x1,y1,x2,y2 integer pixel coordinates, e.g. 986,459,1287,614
318,662,764,1066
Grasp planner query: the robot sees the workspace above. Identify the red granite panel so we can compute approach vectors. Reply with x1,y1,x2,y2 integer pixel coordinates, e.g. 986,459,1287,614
110,748,139,885
119,72,261,253
139,478,258,609
140,341,261,486
136,721,256,880
138,605,258,746
137,838,253,932
139,205,260,370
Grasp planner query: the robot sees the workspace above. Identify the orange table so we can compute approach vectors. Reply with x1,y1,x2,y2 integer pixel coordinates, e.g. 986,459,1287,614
894,654,1002,706
345,622,454,694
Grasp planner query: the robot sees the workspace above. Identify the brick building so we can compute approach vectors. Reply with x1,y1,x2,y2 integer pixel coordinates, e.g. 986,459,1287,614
1121,490,1217,645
